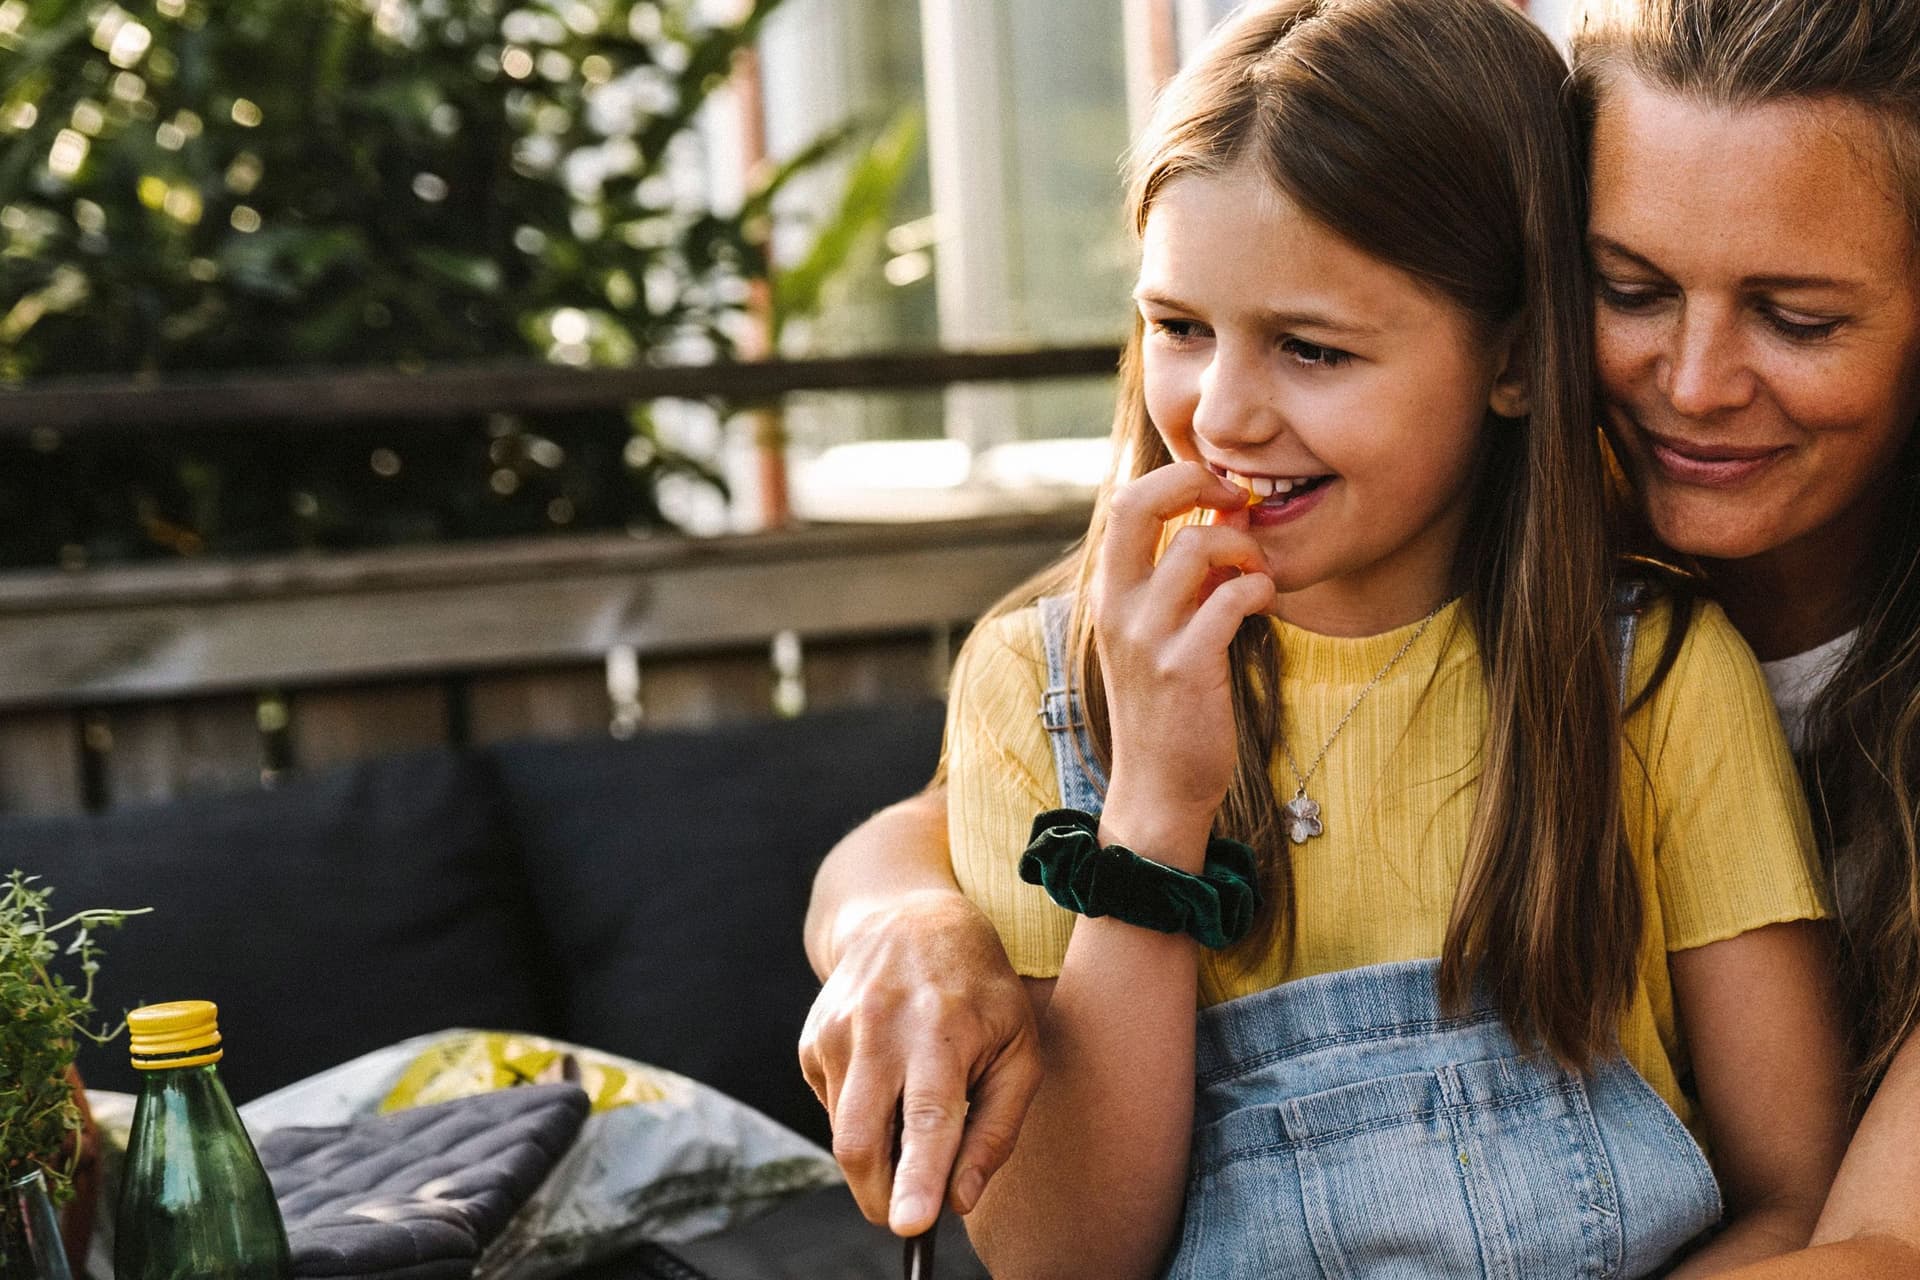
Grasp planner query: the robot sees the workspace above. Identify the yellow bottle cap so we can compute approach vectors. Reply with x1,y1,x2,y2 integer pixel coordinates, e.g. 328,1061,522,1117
127,1000,224,1070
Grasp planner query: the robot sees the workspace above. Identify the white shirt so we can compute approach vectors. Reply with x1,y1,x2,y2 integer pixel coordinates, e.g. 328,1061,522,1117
1760,629,1857,753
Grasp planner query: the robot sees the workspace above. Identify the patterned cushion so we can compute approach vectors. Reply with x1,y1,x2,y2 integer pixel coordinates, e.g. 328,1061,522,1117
257,1083,589,1278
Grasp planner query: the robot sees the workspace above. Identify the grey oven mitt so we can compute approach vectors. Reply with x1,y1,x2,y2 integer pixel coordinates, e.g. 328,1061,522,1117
257,1082,591,1279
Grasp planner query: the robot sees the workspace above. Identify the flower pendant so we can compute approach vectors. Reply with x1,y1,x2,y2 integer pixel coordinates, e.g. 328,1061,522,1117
1285,789,1323,845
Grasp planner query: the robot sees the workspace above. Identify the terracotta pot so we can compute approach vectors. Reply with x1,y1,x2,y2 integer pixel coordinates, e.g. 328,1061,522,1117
54,1070,96,1278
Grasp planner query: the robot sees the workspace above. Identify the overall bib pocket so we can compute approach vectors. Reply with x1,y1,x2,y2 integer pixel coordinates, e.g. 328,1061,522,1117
1174,1054,1624,1280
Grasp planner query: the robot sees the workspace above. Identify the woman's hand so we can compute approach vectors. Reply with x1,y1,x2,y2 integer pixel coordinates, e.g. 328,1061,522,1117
1093,461,1272,861
799,886,1043,1237
1665,920,1851,1276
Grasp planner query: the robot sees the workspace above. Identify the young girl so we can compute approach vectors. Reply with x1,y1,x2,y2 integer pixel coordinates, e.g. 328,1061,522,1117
934,0,1849,1275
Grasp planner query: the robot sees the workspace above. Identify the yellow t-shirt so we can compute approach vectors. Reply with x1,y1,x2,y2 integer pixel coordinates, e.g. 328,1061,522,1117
944,597,1825,1134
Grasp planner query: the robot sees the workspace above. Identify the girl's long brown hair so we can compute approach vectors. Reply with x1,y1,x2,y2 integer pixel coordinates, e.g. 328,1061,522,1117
1573,0,1920,1099
965,0,1634,1067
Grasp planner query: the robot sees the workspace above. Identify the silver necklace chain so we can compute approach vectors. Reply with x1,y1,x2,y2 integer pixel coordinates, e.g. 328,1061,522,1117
1280,600,1448,845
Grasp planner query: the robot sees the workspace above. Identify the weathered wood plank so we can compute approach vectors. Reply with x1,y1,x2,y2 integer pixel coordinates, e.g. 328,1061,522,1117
289,683,451,769
0,711,83,816
466,668,611,744
636,650,776,729
93,697,264,809
0,509,1085,610
0,511,1084,710
803,632,949,710
0,346,1121,434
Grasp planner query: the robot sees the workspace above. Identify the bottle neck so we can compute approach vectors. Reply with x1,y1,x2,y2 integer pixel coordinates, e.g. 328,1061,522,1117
136,1061,240,1117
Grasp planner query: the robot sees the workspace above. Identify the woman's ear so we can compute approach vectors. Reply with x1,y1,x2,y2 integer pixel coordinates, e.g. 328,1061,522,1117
1487,333,1531,419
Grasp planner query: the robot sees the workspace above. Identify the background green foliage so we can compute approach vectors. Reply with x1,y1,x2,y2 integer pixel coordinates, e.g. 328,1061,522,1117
0,0,899,567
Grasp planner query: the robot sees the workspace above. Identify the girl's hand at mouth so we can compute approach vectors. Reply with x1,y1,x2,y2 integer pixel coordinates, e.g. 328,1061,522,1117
1093,461,1275,853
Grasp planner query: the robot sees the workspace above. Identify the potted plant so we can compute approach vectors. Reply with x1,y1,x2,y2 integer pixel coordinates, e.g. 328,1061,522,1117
0,872,145,1279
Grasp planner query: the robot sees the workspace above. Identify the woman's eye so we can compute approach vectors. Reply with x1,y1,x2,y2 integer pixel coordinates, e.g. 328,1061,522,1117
1596,279,1663,311
1762,309,1843,342
1280,337,1350,368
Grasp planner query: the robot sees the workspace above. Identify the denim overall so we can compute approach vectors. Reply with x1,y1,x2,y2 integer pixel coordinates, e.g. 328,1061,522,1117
1035,592,1722,1278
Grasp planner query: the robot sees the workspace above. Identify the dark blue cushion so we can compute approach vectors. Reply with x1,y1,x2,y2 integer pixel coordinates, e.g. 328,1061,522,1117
487,702,947,1143
0,748,557,1101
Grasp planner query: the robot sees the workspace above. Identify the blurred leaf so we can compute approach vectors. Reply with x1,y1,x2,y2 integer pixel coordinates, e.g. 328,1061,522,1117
739,117,862,227
410,246,503,294
772,107,921,342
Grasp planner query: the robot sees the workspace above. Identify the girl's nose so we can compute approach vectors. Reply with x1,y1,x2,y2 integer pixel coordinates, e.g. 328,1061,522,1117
1191,346,1283,448
1657,305,1757,420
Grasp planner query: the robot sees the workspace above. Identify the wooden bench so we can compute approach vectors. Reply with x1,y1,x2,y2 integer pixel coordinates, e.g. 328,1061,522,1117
0,508,1086,815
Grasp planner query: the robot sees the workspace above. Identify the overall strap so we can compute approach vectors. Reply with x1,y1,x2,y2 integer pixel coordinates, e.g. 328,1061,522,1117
1611,577,1652,711
1036,594,1109,813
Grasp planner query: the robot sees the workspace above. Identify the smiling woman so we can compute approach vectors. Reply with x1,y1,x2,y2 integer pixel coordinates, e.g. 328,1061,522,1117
1586,79,1920,662
1566,3,1920,1274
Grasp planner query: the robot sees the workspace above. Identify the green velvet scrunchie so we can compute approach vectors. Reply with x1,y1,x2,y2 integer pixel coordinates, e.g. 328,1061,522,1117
1017,807,1260,950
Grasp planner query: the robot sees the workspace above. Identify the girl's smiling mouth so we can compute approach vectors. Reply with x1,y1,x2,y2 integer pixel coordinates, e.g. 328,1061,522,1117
1212,465,1337,525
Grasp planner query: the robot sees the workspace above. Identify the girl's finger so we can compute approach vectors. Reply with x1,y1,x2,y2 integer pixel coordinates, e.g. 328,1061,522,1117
1104,461,1250,582
1184,566,1277,658
1096,523,1266,680
1140,522,1269,616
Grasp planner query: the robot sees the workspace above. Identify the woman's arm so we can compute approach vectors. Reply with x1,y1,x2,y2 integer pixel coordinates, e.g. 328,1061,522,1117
1706,1032,1920,1278
802,787,964,978
1664,920,1852,1276
798,787,1045,1237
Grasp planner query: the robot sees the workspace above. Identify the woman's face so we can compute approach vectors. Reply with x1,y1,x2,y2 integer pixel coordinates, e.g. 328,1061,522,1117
1588,71,1920,569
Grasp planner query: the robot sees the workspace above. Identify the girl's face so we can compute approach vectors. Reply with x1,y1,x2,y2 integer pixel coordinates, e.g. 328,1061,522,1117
1589,73,1920,574
1135,165,1523,635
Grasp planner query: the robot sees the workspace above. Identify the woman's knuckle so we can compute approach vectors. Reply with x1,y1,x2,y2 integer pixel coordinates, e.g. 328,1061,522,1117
833,1128,889,1175
901,1092,967,1133
965,1117,1021,1167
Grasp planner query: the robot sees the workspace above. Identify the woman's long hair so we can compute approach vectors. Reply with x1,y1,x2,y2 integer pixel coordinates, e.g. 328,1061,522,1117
961,0,1632,1067
1573,0,1920,1099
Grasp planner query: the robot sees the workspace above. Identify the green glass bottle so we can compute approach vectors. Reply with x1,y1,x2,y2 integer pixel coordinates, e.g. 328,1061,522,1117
114,1001,291,1280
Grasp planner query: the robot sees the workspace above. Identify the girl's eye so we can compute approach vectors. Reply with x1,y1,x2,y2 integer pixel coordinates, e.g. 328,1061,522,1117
1150,318,1207,344
1280,337,1350,368
1762,308,1843,342
1596,278,1663,311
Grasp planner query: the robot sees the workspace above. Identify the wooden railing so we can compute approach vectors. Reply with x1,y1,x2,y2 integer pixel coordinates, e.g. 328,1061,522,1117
0,345,1123,432
0,347,1117,815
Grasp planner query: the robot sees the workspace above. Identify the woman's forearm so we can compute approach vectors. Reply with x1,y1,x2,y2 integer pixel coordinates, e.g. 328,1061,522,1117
1668,1204,1830,1277
1708,1236,1920,1279
803,786,958,978
1692,1035,1920,1278
1812,1032,1920,1250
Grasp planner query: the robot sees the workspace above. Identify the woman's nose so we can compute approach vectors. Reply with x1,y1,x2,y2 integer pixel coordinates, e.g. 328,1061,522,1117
1658,305,1757,419
1191,346,1282,447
